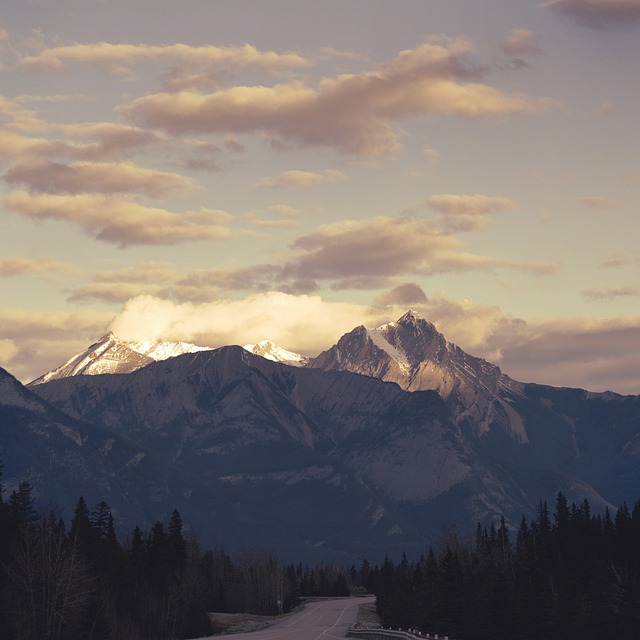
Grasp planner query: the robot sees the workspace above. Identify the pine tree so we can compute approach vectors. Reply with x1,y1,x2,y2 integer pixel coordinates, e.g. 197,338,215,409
8,480,38,527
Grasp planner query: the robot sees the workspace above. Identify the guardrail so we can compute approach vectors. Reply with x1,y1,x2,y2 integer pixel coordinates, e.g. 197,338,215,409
348,627,451,640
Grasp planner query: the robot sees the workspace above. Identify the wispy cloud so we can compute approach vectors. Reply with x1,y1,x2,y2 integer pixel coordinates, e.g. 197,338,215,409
3,191,233,247
581,286,639,300
5,159,198,197
541,0,640,28
253,169,348,189
426,194,517,231
0,256,80,277
500,28,543,56
18,42,310,88
578,195,620,210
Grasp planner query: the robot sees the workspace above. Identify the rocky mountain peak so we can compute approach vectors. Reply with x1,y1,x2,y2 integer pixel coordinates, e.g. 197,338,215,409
397,309,421,325
307,311,524,440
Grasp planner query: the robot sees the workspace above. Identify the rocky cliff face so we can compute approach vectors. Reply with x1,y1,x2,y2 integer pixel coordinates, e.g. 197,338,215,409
308,310,527,441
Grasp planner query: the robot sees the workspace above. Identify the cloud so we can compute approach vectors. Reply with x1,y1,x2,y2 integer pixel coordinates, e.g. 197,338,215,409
0,125,154,163
495,316,640,394
5,159,198,197
287,215,556,283
65,261,179,304
177,264,290,294
4,290,640,395
596,101,615,116
67,283,166,304
540,0,640,28
373,283,429,307
267,204,305,218
0,94,51,133
104,292,640,394
124,37,556,158
423,147,440,166
580,286,639,300
3,191,233,247
253,169,348,189
500,29,543,56
426,193,517,231
0,256,80,277
578,195,620,210
18,42,310,88
598,254,639,268
0,306,113,383
108,292,374,356
92,261,179,284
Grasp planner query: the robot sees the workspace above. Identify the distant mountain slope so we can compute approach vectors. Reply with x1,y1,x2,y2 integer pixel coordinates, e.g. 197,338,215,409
243,340,309,367
29,332,210,385
0,366,190,527
29,345,627,560
28,331,309,385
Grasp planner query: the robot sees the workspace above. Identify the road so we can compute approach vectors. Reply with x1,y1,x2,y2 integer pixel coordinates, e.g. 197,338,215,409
195,596,375,640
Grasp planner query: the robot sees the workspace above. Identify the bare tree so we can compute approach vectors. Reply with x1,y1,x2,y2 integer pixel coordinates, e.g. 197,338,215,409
8,515,95,640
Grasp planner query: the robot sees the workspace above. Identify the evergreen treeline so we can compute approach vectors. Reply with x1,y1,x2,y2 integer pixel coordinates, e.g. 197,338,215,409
370,495,640,640
0,471,351,640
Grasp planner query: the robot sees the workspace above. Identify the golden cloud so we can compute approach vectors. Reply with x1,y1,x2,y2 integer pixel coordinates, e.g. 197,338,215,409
288,215,555,280
124,38,556,157
253,169,348,188
3,191,233,246
500,29,543,56
18,42,310,87
0,256,80,277
426,194,517,231
6,158,198,197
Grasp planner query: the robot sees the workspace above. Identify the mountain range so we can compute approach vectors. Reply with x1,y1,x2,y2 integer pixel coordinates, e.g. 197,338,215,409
2,311,639,562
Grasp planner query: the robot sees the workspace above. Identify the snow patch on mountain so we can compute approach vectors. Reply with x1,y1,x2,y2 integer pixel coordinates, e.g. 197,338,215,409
366,327,410,373
29,332,210,385
127,339,210,361
243,340,309,367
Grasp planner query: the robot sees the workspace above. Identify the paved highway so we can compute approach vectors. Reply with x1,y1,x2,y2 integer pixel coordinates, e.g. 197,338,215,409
196,596,376,640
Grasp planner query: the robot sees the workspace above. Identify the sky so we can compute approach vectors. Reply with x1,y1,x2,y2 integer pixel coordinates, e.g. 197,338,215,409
1,0,639,394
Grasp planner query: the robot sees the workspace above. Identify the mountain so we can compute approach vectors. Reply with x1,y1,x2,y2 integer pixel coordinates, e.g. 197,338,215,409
7,311,640,562
309,310,640,507
243,340,309,367
28,331,308,385
0,366,194,529
27,347,465,560
308,310,525,439
29,332,210,385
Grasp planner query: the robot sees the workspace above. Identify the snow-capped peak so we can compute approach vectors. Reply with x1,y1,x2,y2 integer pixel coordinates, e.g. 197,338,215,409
243,341,309,367
29,334,210,385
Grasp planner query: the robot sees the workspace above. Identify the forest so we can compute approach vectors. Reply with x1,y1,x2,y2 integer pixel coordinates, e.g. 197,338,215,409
371,495,640,640
0,471,350,640
2,458,640,640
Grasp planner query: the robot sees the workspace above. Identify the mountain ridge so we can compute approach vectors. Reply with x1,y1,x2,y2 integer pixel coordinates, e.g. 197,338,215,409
4,311,639,561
